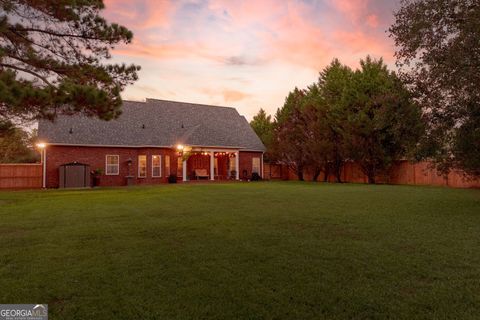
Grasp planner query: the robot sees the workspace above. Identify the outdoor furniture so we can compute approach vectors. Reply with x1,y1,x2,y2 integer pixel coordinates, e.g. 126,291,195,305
195,169,209,180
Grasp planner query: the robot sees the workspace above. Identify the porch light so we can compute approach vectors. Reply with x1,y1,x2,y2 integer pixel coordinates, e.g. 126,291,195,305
36,142,46,149
176,144,184,151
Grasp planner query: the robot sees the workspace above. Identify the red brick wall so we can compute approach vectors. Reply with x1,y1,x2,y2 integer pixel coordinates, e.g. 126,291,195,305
239,151,263,180
45,145,179,188
45,146,264,187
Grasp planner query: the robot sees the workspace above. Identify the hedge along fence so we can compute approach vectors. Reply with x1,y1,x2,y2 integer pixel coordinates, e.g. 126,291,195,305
0,164,42,189
281,160,480,188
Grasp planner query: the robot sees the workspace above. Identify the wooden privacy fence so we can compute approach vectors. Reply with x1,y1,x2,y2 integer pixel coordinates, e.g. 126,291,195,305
1,161,478,189
0,164,42,189
264,163,288,180
280,160,480,188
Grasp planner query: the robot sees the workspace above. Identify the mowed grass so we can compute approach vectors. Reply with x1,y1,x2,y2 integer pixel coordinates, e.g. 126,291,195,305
0,182,479,319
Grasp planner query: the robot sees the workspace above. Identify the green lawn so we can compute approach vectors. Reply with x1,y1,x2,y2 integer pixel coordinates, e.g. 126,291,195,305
0,182,479,319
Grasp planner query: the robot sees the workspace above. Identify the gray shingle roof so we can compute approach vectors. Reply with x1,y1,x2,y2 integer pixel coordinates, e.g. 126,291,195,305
38,99,265,151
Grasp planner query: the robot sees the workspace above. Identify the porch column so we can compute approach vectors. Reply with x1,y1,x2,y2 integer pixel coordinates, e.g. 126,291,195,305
182,159,187,182
235,151,239,180
210,151,215,180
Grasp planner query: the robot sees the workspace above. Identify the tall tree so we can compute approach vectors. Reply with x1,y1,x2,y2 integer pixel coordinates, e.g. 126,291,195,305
250,108,274,161
273,88,308,181
300,84,330,181
343,57,424,183
0,0,140,129
316,59,353,182
389,0,480,177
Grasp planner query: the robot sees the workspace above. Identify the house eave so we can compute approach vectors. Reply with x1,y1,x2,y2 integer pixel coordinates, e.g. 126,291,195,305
43,142,255,150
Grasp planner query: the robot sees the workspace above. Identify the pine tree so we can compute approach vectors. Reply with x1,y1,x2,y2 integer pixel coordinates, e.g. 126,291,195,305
0,0,140,129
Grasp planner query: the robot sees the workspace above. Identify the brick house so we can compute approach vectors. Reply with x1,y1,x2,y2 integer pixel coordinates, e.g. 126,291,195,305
38,99,265,188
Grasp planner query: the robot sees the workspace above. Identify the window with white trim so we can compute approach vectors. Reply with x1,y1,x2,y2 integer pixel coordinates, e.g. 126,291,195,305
138,155,147,178
252,157,261,174
229,157,236,175
165,155,170,176
105,155,119,175
152,155,161,177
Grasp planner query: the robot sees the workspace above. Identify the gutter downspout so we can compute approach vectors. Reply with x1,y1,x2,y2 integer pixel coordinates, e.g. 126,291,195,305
42,147,47,188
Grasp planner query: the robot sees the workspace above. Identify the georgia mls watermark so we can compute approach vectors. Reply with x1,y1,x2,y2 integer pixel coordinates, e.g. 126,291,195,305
0,305,47,320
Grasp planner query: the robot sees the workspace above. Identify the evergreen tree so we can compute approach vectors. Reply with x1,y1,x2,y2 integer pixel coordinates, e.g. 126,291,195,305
316,59,353,182
273,88,308,181
300,84,330,181
250,108,274,161
0,0,140,130
343,57,424,183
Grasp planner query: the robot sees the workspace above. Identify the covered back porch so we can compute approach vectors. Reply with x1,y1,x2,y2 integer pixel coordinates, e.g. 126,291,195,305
178,147,239,181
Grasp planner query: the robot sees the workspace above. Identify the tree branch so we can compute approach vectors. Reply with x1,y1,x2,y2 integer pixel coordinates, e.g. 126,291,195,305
0,63,53,86
10,26,111,41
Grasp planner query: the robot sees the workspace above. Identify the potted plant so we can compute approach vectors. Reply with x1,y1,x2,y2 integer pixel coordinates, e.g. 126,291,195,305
92,168,103,187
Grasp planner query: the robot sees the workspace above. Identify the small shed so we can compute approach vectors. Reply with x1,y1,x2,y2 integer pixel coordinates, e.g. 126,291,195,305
59,162,91,188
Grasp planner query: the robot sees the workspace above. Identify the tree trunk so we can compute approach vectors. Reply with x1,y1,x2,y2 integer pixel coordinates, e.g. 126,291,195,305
366,166,376,184
296,165,304,181
312,167,321,182
323,163,329,182
368,174,376,184
332,140,343,183
334,161,342,183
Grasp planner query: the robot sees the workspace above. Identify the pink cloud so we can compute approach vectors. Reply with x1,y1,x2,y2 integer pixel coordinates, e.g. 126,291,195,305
201,87,251,103
222,89,250,102
208,0,281,27
105,0,399,118
103,0,176,29
366,14,379,28
107,0,395,70
327,0,369,22
332,30,394,65
260,2,333,69
203,1,336,69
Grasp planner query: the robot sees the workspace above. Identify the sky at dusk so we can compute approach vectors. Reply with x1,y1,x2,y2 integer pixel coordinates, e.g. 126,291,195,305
104,0,400,120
